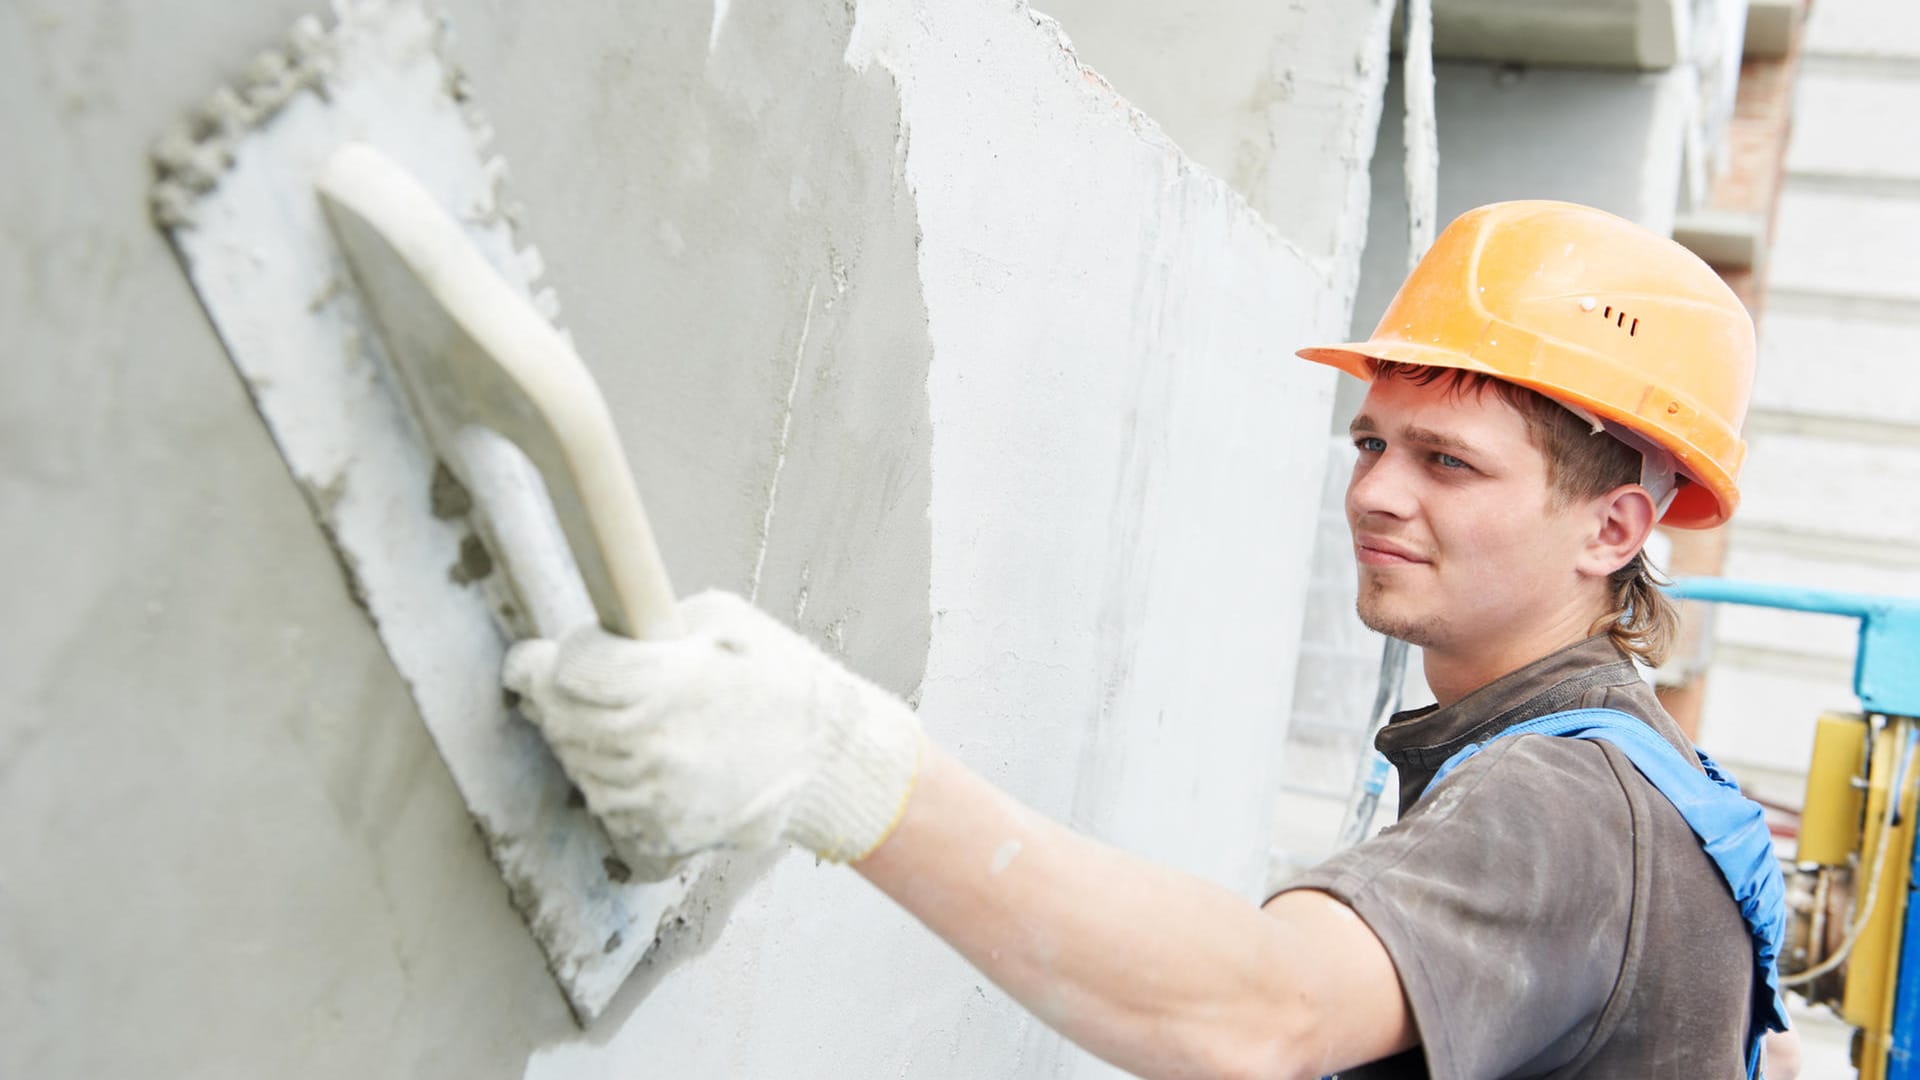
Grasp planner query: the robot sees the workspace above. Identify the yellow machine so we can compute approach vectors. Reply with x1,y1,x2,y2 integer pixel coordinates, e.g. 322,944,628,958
1673,579,1920,1079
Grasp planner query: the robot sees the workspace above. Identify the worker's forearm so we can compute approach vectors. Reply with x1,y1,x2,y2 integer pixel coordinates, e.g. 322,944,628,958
854,747,1317,1079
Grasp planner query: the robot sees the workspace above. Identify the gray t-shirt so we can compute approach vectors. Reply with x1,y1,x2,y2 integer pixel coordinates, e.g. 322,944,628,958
1283,636,1754,1078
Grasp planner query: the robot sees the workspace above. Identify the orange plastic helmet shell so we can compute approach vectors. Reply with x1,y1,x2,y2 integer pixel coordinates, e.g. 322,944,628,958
1298,200,1755,529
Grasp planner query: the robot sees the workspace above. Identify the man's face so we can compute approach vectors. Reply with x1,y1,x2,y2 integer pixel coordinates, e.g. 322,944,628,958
1344,374,1594,657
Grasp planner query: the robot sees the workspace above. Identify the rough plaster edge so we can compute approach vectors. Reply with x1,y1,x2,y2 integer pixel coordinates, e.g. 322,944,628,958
847,0,1333,292
1029,7,1334,288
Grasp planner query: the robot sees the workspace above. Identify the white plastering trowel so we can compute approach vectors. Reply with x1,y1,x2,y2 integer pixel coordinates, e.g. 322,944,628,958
151,0,693,1023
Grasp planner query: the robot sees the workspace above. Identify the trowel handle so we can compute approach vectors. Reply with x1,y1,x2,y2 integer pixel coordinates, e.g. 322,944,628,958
505,386,685,643
318,143,682,640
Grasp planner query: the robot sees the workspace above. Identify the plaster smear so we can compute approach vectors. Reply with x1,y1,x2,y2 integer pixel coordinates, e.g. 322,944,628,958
431,0,939,708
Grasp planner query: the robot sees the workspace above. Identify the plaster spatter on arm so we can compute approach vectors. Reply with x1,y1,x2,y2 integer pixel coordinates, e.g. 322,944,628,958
504,590,923,863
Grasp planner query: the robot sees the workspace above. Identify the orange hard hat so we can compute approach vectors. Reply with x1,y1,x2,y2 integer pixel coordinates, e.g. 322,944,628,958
1298,200,1755,529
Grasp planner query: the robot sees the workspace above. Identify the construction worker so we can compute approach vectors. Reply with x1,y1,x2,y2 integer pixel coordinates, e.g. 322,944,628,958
505,201,1786,1078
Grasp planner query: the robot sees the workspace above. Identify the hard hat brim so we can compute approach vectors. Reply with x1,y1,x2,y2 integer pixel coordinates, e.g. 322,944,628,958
1296,340,1733,529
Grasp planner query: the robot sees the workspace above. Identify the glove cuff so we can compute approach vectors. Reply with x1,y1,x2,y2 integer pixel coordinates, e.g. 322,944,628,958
787,678,924,863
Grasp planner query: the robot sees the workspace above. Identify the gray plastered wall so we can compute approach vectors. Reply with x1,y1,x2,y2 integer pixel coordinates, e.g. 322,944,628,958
2,0,1380,1075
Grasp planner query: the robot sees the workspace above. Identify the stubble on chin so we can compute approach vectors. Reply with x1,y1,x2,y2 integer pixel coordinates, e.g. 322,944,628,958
1355,581,1447,648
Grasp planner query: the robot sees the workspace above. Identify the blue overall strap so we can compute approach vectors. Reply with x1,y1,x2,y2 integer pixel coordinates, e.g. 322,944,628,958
1428,707,1789,1079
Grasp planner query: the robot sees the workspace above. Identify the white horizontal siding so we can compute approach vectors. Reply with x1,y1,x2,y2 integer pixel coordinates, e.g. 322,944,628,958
1737,431,1920,540
1802,0,1920,59
1788,72,1920,180
1769,188,1920,302
1753,311,1920,425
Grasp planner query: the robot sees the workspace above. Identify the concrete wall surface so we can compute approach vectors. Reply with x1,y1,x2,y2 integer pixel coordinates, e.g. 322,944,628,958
2,0,1355,1076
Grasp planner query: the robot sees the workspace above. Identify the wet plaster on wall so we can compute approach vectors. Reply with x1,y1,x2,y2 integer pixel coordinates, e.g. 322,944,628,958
430,5,990,1075
10,0,931,1073
443,0,934,700
3,3,581,1075
8,0,1340,1075
441,3,945,1043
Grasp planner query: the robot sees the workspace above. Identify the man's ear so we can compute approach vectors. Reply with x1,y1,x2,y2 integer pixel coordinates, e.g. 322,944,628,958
1576,485,1658,579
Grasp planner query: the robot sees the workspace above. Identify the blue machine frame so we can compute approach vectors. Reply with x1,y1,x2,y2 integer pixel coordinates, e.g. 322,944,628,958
1668,577,1920,721
1668,578,1920,1077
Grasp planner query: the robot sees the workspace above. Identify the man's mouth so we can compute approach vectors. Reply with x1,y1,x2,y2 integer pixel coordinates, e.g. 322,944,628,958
1355,536,1430,566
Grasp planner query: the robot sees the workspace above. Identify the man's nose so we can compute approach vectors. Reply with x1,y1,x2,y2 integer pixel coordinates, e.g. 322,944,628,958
1346,450,1418,522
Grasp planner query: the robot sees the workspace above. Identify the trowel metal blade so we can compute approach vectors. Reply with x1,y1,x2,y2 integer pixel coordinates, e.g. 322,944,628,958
150,0,690,1023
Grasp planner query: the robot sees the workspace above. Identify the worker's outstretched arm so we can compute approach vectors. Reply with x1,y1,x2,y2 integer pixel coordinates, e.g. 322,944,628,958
505,590,1414,1079
858,747,1414,1078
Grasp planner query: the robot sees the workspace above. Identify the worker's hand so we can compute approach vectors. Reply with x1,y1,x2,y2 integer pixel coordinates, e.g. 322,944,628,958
502,590,923,863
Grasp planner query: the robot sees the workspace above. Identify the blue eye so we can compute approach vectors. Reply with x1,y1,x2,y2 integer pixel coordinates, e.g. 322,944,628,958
1355,436,1387,453
1435,453,1470,470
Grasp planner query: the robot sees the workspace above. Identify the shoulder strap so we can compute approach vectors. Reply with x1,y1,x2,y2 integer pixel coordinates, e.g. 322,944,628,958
1429,707,1789,1079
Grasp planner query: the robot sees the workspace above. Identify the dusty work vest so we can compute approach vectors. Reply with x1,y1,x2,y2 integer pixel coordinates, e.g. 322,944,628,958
1426,707,1790,1080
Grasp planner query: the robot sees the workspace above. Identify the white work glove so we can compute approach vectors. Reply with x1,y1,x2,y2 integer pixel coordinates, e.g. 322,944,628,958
502,590,923,863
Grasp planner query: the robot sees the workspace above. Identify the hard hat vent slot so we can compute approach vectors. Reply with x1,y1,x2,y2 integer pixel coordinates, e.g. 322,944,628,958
1595,305,1638,337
